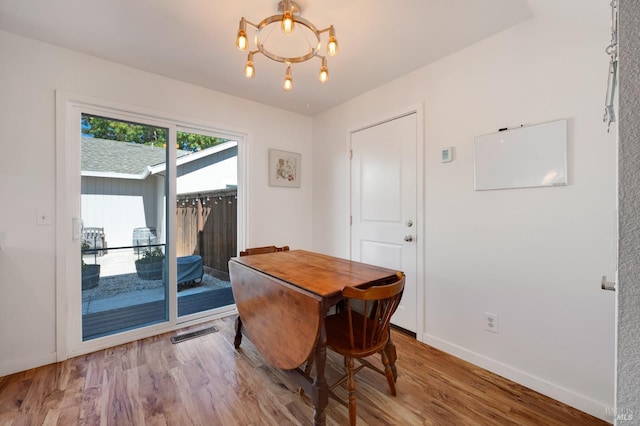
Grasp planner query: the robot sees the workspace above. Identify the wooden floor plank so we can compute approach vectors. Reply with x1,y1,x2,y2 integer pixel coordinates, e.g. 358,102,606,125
0,316,609,425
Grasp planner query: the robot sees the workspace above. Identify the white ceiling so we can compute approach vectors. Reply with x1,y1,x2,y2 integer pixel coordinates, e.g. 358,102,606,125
0,0,609,116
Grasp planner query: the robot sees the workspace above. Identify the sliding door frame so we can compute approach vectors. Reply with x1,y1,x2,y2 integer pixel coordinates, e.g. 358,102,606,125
55,91,247,359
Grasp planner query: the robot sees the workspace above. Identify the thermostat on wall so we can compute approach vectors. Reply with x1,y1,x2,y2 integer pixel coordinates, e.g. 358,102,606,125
441,147,453,163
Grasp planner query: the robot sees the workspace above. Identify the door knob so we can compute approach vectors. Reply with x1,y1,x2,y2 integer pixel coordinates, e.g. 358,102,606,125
404,235,413,242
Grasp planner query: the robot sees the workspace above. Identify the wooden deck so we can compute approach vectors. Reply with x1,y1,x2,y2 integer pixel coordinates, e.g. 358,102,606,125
82,286,235,340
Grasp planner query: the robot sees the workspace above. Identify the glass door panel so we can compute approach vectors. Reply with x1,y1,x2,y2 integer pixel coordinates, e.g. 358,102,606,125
80,114,169,340
175,130,237,318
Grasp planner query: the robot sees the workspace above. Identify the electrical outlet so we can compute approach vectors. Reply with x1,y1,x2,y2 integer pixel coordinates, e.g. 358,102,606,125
484,312,499,333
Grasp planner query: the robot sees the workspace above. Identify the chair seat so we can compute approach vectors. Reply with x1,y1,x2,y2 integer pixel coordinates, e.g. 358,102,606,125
326,310,389,359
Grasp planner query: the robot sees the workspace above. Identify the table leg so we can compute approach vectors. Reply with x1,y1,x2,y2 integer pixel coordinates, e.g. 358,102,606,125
234,316,243,349
311,317,329,426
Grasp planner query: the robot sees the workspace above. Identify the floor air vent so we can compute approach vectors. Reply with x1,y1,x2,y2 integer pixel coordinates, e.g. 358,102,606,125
170,326,219,344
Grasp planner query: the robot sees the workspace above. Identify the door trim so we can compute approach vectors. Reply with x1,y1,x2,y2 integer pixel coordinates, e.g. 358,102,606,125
55,91,247,359
347,104,425,342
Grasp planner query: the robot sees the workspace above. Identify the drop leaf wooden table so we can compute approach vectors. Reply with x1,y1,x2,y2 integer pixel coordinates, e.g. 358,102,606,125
229,250,400,426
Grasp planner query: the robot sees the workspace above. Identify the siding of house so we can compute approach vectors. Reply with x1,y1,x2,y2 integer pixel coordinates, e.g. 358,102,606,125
82,176,160,248
177,144,238,194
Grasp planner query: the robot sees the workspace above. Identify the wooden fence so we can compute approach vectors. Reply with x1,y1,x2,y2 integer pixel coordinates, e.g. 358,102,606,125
176,188,237,277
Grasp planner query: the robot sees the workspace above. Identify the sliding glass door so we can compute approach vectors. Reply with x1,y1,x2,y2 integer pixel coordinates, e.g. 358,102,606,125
58,93,244,356
78,118,244,336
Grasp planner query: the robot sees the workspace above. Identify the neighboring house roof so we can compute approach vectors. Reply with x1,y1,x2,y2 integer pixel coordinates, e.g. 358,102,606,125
81,137,218,179
148,140,238,175
82,137,191,178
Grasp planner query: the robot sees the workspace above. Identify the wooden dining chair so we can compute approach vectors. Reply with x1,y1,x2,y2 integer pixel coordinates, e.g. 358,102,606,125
324,272,405,426
239,245,290,257
234,245,290,348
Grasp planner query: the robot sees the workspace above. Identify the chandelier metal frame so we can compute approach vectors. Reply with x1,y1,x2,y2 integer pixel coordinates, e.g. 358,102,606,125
235,0,338,91
254,14,322,64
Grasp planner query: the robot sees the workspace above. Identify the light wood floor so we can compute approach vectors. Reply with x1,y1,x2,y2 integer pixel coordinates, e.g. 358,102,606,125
0,316,609,425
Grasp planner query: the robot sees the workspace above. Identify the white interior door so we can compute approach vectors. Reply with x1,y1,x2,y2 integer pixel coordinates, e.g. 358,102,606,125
350,113,418,333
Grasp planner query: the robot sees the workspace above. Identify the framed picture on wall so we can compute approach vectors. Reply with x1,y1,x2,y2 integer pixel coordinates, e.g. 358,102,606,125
269,149,301,188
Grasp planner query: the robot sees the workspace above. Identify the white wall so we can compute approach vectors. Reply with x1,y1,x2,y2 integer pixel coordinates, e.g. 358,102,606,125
312,18,616,420
0,30,313,376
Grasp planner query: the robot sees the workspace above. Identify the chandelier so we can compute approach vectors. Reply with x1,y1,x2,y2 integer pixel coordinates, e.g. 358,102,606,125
235,0,338,91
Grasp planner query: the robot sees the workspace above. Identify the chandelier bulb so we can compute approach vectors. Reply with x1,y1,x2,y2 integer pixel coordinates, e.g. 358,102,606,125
244,61,254,79
283,65,293,91
244,52,255,78
319,58,329,83
327,26,338,56
282,10,294,34
236,31,248,51
327,36,338,57
236,18,248,51
319,67,328,83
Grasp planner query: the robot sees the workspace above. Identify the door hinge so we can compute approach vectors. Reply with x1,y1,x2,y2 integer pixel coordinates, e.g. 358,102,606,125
350,215,352,225
349,149,353,160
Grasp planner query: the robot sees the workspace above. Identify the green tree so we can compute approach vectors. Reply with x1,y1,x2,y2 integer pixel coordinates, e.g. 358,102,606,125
82,114,166,144
176,131,227,152
82,114,227,151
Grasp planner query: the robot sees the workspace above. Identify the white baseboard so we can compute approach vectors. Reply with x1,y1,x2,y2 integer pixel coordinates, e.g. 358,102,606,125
0,351,57,377
2,309,239,377
423,333,613,423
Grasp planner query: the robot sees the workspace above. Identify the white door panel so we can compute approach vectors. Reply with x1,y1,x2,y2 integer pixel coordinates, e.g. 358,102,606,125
361,241,403,271
360,144,402,222
351,113,418,332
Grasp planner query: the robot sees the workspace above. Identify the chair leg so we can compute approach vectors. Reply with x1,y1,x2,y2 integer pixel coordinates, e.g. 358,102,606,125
346,357,356,426
380,350,397,396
